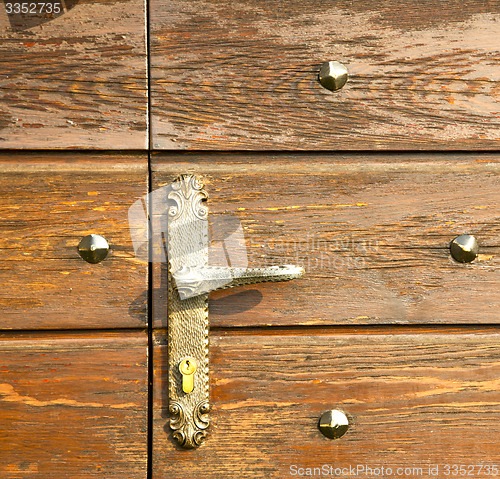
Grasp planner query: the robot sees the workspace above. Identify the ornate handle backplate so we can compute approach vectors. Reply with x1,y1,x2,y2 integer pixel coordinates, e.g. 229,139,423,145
167,175,303,449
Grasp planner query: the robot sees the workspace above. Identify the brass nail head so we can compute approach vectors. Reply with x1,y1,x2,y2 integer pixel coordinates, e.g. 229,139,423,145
77,234,109,264
318,410,350,439
450,234,479,263
318,61,348,91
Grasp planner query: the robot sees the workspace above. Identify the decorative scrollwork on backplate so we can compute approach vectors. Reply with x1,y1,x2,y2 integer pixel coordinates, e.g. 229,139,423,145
169,401,185,430
193,400,210,430
169,400,210,449
168,174,208,221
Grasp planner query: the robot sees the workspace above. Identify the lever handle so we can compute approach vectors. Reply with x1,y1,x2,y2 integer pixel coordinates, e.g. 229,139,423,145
171,264,304,299
167,175,303,449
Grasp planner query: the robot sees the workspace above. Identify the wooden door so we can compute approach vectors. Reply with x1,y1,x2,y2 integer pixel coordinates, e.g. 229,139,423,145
149,0,500,477
0,2,149,476
1,0,499,478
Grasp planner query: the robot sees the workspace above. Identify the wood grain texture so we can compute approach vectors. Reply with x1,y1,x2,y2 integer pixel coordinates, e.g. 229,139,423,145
152,153,500,327
0,0,147,149
153,329,500,478
0,152,148,330
0,330,147,478
150,0,500,150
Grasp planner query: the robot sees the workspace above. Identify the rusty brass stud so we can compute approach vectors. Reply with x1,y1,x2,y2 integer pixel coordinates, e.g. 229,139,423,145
318,61,348,91
77,234,109,264
450,234,479,263
318,410,350,439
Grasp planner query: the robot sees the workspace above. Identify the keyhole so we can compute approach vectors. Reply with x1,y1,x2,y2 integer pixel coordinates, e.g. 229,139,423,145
179,358,197,394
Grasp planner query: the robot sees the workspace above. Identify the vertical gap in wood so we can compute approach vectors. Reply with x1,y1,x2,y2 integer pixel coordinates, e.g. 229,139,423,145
147,157,153,479
146,0,153,476
145,0,152,152
147,154,153,479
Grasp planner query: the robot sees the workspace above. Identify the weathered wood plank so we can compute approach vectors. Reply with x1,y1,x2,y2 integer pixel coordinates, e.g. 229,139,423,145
150,0,500,150
0,0,147,149
152,153,500,327
0,330,147,478
153,329,500,478
0,152,148,329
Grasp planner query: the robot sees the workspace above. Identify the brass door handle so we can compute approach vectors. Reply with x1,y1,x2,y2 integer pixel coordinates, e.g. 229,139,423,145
166,175,304,448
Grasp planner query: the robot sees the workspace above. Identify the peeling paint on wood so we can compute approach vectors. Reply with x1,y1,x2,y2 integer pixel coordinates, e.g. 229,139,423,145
0,152,148,330
150,0,500,150
0,331,147,478
154,330,500,477
152,152,500,327
0,0,147,149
